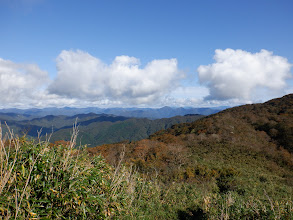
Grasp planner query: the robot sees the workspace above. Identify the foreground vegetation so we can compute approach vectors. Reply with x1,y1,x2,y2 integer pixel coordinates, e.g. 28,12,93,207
0,125,292,219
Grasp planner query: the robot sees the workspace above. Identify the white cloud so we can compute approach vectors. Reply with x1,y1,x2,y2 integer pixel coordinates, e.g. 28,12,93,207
49,50,183,105
1,49,291,109
0,53,185,108
198,49,292,102
0,58,50,107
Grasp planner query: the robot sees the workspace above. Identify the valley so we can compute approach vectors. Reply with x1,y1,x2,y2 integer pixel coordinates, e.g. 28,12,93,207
0,107,206,147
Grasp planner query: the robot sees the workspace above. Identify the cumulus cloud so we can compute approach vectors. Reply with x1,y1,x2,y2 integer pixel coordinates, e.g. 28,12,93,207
0,58,50,107
0,52,184,108
198,49,292,102
48,50,183,105
2,48,291,109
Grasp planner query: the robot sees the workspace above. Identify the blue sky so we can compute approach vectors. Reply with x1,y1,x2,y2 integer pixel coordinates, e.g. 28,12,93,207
0,0,292,108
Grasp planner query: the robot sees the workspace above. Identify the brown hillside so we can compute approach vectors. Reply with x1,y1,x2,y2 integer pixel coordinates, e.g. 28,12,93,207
88,94,293,198
151,93,293,153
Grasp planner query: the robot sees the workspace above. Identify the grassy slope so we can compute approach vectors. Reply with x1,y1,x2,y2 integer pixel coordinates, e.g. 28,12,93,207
1,129,292,219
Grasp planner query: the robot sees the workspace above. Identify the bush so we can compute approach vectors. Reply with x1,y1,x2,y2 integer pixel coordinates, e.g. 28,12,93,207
0,125,147,219
0,126,117,219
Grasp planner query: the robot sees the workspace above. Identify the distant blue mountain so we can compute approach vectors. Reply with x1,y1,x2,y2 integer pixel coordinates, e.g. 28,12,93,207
0,106,225,119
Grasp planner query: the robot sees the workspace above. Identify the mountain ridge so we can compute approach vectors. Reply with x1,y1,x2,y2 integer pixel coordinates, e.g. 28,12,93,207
0,106,224,119
0,112,204,147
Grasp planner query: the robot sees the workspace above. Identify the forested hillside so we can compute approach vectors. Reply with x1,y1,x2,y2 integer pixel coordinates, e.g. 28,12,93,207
0,113,203,146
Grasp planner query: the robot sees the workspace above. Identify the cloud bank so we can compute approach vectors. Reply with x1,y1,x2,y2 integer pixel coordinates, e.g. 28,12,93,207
49,50,183,105
0,49,292,108
198,49,292,102
0,51,184,108
0,58,49,107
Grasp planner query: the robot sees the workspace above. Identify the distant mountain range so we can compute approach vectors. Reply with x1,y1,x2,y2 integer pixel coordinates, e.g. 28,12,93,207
0,112,204,147
0,106,225,119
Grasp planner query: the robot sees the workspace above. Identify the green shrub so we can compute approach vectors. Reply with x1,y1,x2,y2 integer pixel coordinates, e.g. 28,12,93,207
0,125,143,219
0,132,116,219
